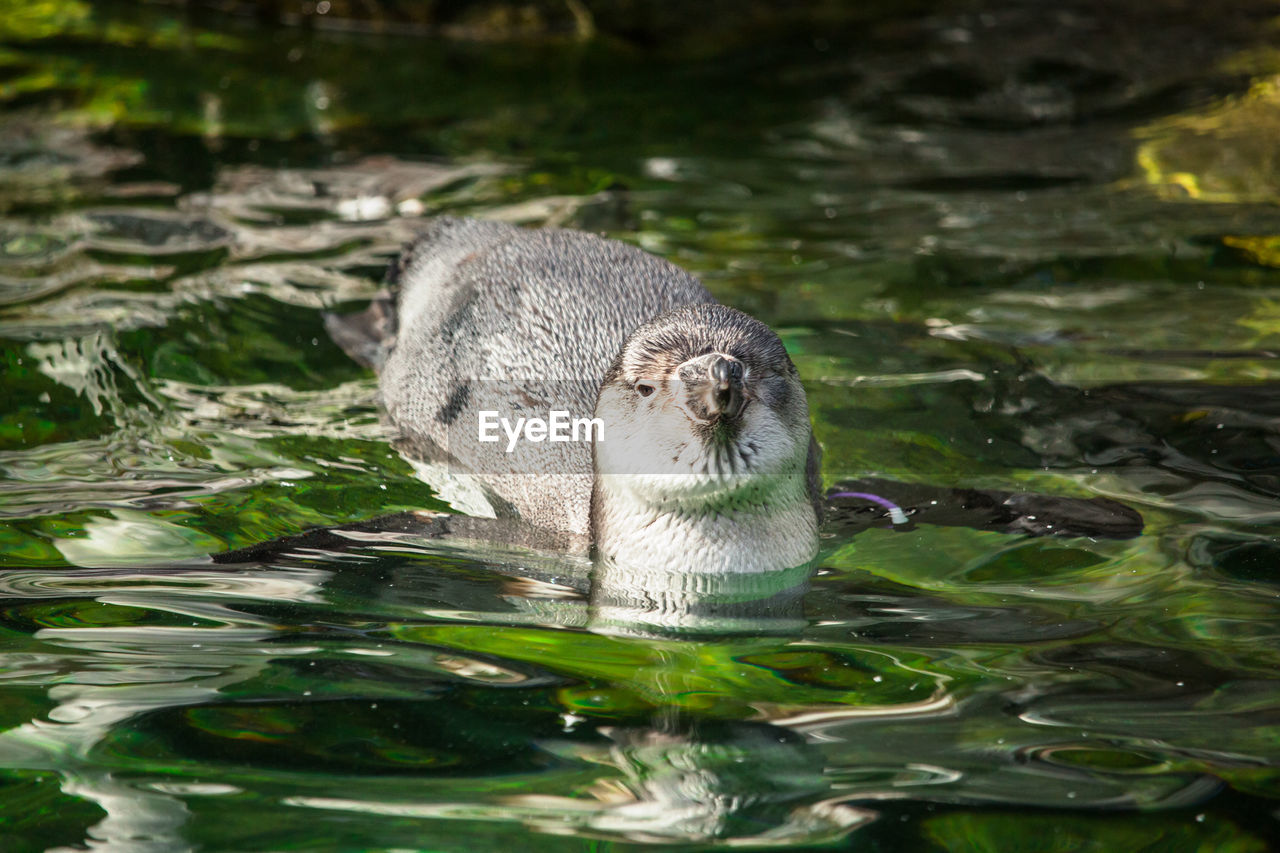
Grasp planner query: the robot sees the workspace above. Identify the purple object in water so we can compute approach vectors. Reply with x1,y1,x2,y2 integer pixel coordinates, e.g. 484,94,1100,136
829,491,909,525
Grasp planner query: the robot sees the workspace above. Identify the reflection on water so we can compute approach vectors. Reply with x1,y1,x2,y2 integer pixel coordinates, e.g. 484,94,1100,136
4,0,1280,848
0,550,1231,849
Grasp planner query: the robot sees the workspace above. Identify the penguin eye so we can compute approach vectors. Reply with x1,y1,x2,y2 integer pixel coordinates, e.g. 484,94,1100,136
635,382,656,398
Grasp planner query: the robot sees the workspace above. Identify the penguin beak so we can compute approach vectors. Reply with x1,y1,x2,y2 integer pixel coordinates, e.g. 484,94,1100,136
676,353,747,424
707,355,746,420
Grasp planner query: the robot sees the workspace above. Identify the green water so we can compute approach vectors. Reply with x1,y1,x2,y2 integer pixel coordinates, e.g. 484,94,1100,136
4,1,1280,850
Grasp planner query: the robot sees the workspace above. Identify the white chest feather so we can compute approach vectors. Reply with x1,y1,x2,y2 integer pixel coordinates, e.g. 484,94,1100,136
594,482,818,574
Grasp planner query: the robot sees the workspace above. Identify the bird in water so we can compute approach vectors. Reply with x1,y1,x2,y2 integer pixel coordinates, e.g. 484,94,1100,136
325,216,822,575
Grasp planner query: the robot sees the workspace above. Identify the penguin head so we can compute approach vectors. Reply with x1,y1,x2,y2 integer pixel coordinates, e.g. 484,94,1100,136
593,304,813,507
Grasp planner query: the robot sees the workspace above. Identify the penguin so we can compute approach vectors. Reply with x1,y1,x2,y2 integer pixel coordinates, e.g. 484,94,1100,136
325,217,823,574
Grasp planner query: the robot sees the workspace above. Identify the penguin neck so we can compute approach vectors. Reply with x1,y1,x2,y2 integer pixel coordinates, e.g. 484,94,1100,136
590,475,819,574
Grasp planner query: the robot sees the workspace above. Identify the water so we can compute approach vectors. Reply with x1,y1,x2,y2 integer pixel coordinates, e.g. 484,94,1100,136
3,1,1280,849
